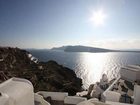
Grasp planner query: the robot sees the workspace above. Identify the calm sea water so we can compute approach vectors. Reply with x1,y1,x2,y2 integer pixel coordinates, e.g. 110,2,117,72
27,49,140,89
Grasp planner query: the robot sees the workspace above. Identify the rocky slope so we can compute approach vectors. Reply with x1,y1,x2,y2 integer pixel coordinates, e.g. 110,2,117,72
0,47,82,95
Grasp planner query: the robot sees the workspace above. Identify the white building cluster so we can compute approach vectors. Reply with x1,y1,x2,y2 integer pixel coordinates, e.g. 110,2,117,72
0,65,140,105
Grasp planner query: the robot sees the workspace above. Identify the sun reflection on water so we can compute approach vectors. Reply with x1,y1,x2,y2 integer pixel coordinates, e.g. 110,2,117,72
29,50,140,89
75,52,119,89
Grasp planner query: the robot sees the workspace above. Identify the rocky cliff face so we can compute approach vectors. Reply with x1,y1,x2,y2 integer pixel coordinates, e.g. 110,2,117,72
0,47,82,95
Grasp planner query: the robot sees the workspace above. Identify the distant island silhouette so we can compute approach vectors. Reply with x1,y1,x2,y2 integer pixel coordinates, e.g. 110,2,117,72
51,45,140,53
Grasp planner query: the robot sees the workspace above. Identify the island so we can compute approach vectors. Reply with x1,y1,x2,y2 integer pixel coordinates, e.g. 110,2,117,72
51,45,140,53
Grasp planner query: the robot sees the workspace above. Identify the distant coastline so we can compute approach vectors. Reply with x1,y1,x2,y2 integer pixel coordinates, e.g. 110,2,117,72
51,45,140,53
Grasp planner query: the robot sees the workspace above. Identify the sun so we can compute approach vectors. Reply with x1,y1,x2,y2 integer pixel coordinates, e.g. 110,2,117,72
90,9,107,27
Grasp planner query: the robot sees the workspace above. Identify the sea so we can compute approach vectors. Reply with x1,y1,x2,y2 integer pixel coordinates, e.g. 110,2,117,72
27,49,140,89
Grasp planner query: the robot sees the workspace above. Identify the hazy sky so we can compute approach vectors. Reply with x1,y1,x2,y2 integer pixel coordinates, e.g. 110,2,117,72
0,0,140,49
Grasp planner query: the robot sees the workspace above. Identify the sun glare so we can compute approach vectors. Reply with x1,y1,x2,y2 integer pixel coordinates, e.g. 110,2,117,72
90,9,107,27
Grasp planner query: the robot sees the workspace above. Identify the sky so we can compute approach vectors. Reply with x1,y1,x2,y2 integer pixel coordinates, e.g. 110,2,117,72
0,0,140,49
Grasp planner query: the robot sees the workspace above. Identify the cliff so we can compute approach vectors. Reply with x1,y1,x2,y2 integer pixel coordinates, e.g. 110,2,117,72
0,47,82,95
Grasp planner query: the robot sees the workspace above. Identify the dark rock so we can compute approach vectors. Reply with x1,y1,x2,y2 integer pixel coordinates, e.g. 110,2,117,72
124,80,134,90
0,47,82,95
